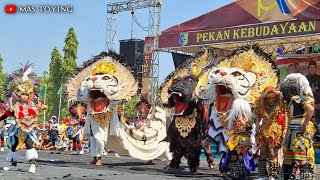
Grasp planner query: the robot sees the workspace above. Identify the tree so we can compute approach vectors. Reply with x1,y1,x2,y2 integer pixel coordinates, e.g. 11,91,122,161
60,27,79,119
47,47,64,119
62,27,78,81
0,54,5,101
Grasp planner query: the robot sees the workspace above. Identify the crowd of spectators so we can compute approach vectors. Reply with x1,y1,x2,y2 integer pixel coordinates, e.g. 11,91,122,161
0,115,88,155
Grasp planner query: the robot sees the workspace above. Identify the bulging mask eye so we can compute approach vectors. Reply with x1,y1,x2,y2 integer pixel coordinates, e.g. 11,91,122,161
214,70,221,74
231,71,242,77
102,76,110,80
172,79,179,85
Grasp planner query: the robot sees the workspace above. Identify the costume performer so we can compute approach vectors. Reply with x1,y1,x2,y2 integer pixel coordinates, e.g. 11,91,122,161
254,86,285,179
160,48,214,172
66,52,170,166
68,102,86,154
281,73,316,180
195,45,278,179
0,63,45,173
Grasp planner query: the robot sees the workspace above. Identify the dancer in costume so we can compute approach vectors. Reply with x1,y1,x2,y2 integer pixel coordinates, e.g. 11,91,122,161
67,52,170,166
68,102,86,154
0,63,45,173
195,45,278,179
254,86,285,180
281,73,316,180
160,48,214,172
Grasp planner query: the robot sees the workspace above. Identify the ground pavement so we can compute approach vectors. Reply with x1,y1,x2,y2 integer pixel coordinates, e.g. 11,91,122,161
0,150,319,180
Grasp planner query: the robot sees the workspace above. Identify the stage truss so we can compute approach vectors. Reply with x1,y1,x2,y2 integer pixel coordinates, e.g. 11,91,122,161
106,0,162,105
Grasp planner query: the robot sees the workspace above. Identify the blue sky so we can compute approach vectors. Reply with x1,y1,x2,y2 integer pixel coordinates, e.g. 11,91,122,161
0,0,233,82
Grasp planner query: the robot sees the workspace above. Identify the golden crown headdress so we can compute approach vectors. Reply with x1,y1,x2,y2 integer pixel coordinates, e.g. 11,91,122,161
93,62,117,75
229,50,255,71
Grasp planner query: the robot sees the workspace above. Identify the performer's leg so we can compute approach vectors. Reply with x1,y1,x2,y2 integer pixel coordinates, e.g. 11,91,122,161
93,135,104,166
75,134,84,154
257,160,268,179
0,132,5,151
89,136,104,165
258,145,268,179
89,136,97,164
202,137,214,169
300,163,313,180
70,137,77,154
268,147,279,179
168,148,184,169
5,135,19,169
310,163,316,180
186,150,200,173
283,160,297,180
219,152,228,176
25,136,38,173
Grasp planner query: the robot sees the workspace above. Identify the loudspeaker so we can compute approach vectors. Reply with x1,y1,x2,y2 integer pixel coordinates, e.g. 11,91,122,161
119,39,144,89
119,39,144,67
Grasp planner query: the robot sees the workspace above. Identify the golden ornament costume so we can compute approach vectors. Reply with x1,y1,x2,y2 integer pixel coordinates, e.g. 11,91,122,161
0,63,45,174
67,52,170,166
253,86,285,179
195,45,278,179
160,48,214,173
281,73,316,180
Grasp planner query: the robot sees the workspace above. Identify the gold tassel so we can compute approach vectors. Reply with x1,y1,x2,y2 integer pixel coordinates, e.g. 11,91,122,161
16,131,27,150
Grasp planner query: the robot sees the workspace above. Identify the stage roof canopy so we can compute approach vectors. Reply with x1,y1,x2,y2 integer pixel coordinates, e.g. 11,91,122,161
157,0,320,55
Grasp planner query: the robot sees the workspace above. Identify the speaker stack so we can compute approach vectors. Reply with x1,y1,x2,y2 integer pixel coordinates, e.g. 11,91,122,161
119,39,144,93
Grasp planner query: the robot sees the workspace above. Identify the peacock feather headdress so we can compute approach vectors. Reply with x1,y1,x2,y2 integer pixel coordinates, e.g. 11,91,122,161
5,62,39,102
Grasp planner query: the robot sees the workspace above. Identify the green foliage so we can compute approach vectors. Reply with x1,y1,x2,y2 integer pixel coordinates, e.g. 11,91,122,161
47,47,64,119
2,73,14,100
0,54,5,101
60,27,79,120
44,27,79,122
62,27,78,80
122,95,139,118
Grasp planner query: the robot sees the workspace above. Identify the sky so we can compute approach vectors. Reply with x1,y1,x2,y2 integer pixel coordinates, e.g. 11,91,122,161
0,0,233,82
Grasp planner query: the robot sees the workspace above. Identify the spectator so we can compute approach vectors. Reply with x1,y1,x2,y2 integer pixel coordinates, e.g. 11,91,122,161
55,135,65,151
67,119,84,155
0,124,6,151
59,120,68,138
49,116,59,145
287,63,298,74
39,135,51,150
306,61,320,123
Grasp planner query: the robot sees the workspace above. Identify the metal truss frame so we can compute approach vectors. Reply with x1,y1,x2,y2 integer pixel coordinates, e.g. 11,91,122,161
106,0,162,105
